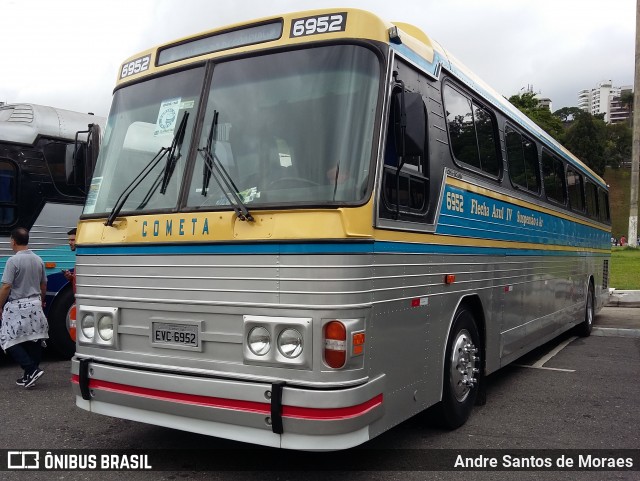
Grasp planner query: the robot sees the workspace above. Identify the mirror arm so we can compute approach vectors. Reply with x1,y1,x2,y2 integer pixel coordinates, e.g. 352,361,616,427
73,129,86,187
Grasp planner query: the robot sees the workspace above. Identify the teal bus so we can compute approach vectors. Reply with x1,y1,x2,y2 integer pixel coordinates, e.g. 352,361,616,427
0,103,104,358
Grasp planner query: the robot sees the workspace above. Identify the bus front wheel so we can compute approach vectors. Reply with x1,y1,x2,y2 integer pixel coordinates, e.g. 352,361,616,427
48,287,76,359
436,307,481,429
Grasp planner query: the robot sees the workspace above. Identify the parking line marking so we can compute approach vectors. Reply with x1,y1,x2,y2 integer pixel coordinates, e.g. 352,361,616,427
532,336,578,368
513,364,576,373
512,336,578,372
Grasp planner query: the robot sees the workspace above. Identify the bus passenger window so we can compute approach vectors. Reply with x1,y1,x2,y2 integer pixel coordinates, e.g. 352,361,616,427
444,86,477,169
444,84,500,177
542,151,566,204
566,168,585,212
598,188,610,223
473,104,500,176
0,160,17,225
585,180,599,219
506,128,540,193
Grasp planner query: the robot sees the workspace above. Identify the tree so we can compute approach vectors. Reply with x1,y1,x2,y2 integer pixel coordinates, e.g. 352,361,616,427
553,107,583,123
605,122,633,168
620,90,634,127
508,92,565,141
507,89,631,177
563,111,608,176
508,91,539,110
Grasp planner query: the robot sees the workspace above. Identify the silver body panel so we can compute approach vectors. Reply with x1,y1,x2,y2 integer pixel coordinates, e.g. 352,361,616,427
73,245,603,448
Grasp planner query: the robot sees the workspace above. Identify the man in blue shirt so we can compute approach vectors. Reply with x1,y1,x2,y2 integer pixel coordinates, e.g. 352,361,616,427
0,227,48,388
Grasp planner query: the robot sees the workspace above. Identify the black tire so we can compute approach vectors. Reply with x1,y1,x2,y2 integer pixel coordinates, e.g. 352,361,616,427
48,287,76,359
576,281,595,337
435,307,482,429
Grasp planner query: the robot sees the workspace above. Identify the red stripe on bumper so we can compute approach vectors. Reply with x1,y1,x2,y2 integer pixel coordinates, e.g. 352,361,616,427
71,375,382,421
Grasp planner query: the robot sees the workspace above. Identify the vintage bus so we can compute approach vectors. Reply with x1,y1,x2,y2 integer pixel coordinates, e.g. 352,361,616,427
71,9,610,450
0,103,104,358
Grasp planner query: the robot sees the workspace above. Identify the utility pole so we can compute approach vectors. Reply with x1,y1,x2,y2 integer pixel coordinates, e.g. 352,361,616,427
629,0,640,247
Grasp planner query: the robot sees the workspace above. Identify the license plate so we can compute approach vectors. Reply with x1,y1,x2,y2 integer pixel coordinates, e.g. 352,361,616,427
151,321,200,351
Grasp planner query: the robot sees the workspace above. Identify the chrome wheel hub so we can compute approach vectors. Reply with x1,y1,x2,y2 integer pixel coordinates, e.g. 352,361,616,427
450,329,479,402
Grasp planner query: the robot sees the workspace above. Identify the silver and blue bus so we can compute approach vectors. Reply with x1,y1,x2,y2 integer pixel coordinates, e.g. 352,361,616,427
0,103,104,358
71,9,610,450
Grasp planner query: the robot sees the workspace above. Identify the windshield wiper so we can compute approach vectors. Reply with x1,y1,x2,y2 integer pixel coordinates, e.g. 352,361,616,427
160,111,189,194
135,112,189,210
105,112,189,227
198,111,254,222
201,110,217,196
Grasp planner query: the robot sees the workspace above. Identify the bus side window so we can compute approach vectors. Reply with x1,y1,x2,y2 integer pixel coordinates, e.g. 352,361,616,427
598,188,610,223
443,83,501,178
380,87,429,218
566,167,585,212
0,160,17,226
506,127,540,194
542,151,566,205
585,180,599,220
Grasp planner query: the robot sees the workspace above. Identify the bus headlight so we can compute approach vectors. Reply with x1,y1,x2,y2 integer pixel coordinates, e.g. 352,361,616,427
77,306,119,348
277,328,303,358
243,316,311,368
81,314,95,339
97,315,114,341
248,327,271,356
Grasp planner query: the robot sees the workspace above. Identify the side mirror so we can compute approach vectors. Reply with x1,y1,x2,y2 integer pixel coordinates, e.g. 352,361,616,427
65,142,86,186
85,123,101,191
70,123,101,193
393,91,426,158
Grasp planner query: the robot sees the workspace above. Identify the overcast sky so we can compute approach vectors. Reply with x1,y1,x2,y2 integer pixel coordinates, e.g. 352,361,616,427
1,0,635,117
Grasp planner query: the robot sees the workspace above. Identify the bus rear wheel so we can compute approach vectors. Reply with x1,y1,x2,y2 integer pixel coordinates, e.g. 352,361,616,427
436,307,481,429
48,287,76,359
576,281,595,337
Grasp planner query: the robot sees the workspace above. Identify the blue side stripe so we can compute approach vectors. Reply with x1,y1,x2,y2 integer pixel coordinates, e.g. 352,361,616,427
77,242,375,256
77,240,607,257
437,185,611,250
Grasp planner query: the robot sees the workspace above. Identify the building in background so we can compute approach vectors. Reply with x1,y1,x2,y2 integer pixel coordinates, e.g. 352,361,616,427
578,81,632,124
609,86,633,124
537,97,552,111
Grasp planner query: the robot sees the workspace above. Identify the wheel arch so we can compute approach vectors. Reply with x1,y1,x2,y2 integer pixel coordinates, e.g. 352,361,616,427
437,294,487,397
446,294,486,354
432,293,486,428
48,281,73,313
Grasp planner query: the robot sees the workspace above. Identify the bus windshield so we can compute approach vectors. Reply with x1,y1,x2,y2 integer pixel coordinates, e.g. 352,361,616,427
85,45,380,216
84,67,205,215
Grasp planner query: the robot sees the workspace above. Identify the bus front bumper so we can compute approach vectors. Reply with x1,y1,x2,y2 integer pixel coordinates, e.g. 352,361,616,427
71,357,385,450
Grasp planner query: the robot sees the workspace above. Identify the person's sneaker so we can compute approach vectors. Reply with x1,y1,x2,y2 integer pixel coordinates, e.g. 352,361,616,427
24,368,44,388
15,376,28,387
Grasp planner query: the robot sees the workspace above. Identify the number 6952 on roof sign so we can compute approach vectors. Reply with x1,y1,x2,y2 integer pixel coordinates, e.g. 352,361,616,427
290,13,347,38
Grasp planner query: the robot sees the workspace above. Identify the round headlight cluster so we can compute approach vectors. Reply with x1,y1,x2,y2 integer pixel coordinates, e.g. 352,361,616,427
248,327,271,356
247,326,304,359
278,329,303,358
98,316,114,341
81,314,95,339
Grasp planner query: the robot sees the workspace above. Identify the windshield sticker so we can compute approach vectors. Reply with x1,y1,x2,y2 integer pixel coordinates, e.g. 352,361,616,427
154,98,181,137
84,177,103,214
180,100,195,110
